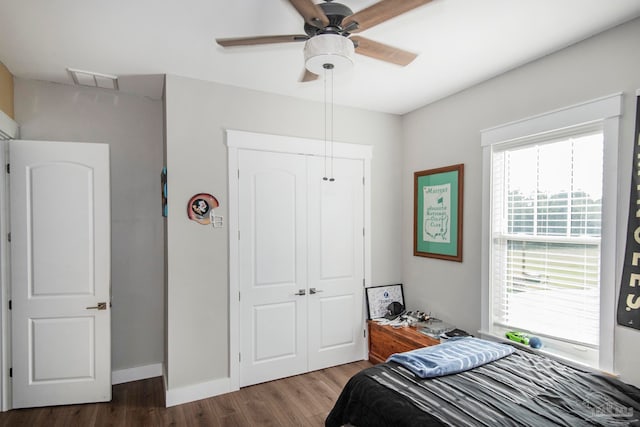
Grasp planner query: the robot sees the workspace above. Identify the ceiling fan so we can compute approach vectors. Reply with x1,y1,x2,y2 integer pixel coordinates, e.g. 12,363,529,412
216,0,432,82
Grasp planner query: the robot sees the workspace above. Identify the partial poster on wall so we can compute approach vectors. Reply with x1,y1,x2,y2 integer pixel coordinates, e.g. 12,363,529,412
618,93,640,330
161,167,168,217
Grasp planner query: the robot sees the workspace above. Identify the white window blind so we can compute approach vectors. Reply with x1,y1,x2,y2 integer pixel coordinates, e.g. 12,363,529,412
491,130,603,347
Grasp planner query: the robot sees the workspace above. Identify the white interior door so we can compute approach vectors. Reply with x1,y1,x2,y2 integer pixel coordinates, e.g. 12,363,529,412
238,149,308,387
10,140,111,408
307,157,365,370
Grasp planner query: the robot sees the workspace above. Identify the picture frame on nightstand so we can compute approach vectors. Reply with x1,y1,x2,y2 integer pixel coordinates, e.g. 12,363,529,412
366,284,404,319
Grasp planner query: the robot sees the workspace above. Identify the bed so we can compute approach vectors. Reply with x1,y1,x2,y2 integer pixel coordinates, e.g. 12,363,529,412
326,338,640,427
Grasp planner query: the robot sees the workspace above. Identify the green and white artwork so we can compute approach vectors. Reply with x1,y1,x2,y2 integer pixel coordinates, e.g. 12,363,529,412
414,164,463,262
423,183,451,243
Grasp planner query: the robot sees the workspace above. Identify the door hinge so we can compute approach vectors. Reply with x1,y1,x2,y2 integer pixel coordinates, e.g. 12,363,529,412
363,278,365,287
363,228,365,236
238,230,240,240
9,368,12,378
239,353,241,362
237,169,240,179
8,300,11,310
5,164,9,174
7,233,10,242
362,176,364,185
364,329,366,338
238,291,241,302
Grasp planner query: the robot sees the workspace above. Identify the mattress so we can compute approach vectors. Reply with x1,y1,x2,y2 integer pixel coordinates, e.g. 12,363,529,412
326,348,640,427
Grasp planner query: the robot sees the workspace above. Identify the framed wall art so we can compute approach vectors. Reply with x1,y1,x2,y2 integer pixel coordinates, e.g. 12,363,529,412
414,164,463,262
366,284,405,320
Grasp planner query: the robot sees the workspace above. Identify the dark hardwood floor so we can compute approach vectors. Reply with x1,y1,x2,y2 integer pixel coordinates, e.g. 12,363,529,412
0,360,371,427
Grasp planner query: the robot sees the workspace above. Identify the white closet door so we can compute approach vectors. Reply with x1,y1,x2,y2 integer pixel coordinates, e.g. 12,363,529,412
238,149,308,387
307,157,365,370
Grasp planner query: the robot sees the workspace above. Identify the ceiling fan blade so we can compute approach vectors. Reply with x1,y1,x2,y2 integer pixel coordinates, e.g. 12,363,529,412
300,68,319,82
351,36,417,66
287,0,330,29
342,0,432,33
216,34,308,47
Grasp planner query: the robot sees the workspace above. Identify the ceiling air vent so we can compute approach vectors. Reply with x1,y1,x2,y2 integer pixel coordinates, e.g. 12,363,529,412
67,68,119,90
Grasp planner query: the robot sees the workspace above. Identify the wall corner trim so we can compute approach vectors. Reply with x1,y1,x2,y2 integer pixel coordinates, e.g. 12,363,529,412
165,377,234,407
0,110,18,140
112,363,164,385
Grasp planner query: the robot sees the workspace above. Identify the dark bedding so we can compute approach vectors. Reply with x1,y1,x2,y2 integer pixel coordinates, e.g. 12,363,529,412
326,349,640,427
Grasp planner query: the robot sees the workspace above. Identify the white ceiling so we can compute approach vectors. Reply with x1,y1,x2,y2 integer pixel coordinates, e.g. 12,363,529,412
1,0,639,115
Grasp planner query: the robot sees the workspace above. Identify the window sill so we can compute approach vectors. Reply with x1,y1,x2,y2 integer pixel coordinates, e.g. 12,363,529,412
477,329,617,378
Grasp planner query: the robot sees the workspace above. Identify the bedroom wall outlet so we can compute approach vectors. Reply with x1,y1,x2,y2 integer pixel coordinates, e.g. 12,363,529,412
211,213,224,228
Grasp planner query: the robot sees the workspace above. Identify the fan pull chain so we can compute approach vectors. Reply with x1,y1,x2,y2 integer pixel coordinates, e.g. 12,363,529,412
329,64,335,182
322,64,328,181
321,63,336,182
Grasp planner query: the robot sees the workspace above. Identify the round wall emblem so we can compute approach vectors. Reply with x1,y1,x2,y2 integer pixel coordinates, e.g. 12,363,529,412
187,193,219,225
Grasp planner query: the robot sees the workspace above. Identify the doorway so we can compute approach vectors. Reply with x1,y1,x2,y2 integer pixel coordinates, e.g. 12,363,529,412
3,140,111,409
227,130,372,388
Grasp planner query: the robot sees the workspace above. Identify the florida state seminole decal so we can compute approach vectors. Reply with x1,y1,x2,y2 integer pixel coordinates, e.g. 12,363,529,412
187,193,219,225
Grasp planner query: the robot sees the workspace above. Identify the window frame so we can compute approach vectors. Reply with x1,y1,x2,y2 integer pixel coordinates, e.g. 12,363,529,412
480,93,622,372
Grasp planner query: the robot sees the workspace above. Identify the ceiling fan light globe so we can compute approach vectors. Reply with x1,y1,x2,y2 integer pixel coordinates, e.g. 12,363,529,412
304,34,354,75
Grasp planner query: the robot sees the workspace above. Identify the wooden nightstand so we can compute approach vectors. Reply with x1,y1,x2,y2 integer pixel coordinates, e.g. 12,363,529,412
367,320,439,364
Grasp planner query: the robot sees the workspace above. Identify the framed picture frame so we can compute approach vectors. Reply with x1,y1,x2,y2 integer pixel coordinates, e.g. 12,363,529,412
366,284,404,319
414,164,463,262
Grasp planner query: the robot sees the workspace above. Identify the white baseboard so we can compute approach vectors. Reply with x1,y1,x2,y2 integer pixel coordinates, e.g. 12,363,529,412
165,376,233,407
112,363,163,385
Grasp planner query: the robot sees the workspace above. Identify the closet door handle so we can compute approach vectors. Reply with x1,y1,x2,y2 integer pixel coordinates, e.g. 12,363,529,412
293,289,306,296
309,288,323,295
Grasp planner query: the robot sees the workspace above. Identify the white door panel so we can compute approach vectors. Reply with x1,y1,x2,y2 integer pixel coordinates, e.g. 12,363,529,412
319,181,355,280
253,302,297,361
31,317,94,381
308,157,365,371
317,294,356,348
30,163,94,296
253,171,297,286
11,140,110,408
238,149,307,387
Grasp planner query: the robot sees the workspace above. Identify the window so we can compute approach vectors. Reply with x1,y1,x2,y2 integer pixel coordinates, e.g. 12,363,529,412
492,130,603,347
481,94,621,371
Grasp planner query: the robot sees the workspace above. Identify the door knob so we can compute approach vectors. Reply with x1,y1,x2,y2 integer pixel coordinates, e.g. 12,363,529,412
86,302,107,310
309,288,323,295
293,289,306,296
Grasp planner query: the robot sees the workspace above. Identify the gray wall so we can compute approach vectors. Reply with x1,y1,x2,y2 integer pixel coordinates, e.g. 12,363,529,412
14,78,165,372
402,17,640,387
13,17,638,394
164,75,403,389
